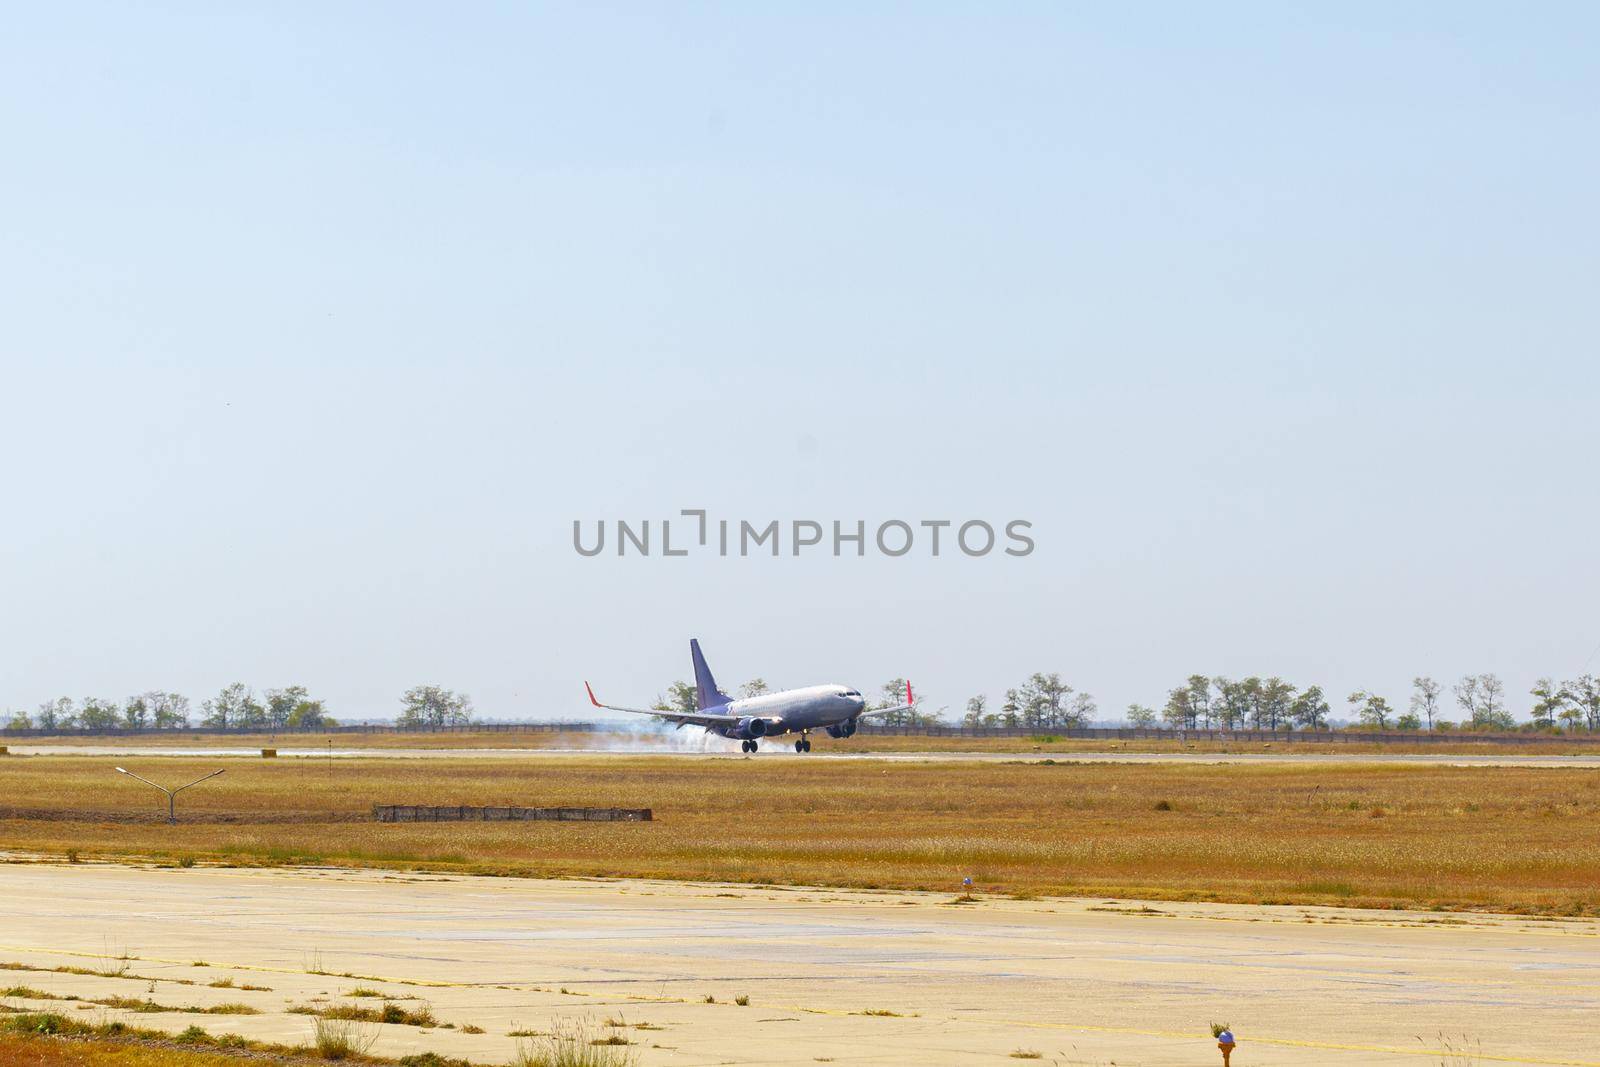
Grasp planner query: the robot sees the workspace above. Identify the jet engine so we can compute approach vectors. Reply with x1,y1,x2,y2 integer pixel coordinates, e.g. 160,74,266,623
733,717,768,740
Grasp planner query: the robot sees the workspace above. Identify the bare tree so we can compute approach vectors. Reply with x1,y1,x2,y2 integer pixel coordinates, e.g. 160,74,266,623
1454,673,1513,731
1452,675,1481,725
1479,674,1510,729
1410,676,1441,731
962,695,991,728
738,679,770,699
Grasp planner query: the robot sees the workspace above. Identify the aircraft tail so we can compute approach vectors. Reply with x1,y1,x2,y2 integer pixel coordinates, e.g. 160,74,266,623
690,638,732,710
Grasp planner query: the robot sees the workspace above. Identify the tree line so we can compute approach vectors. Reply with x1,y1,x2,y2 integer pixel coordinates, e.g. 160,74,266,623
11,671,1598,735
1130,672,1600,733
5,685,330,732
650,669,1600,734
3,684,480,732
959,673,1097,729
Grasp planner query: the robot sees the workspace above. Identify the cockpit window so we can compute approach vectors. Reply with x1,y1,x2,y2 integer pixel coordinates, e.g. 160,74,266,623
844,689,860,697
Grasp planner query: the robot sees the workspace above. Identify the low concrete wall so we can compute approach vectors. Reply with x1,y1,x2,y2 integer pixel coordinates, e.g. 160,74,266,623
373,804,651,823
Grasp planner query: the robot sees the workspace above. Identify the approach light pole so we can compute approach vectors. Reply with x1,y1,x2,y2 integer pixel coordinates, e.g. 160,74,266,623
114,767,225,824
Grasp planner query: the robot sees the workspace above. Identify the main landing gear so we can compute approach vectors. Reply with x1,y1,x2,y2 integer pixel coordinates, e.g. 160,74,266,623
741,740,759,753
793,733,812,753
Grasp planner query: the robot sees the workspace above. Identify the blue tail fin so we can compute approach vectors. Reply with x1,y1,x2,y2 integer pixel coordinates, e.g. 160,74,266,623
691,638,731,710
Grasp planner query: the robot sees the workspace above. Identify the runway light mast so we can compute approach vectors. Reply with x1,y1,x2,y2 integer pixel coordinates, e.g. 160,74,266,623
115,766,225,825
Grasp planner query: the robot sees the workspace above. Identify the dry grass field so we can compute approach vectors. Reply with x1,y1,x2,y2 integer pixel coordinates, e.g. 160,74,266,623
11,727,1600,755
0,1034,329,1067
2,754,1598,915
0,1036,236,1066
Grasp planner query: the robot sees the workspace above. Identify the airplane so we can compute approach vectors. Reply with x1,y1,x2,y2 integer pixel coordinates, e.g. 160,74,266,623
585,638,913,753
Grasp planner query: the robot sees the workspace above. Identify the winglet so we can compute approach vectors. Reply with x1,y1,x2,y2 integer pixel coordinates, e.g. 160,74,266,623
906,680,913,706
585,681,602,708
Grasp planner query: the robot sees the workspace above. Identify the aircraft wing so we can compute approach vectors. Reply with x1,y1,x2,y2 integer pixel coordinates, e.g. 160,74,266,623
858,703,911,717
858,680,915,717
585,682,746,728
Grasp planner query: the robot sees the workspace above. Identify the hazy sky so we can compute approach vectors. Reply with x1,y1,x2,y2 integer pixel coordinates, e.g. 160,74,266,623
3,4,1596,725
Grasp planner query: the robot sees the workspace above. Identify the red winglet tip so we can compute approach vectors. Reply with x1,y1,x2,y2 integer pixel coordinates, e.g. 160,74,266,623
906,680,913,705
585,681,601,707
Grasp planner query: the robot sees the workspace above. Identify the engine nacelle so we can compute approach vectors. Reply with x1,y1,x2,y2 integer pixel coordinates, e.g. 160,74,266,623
833,718,857,738
734,716,768,740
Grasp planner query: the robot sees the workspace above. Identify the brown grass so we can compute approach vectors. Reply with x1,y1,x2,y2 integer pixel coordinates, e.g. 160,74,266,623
291,1001,435,1027
0,1034,270,1065
2,755,1599,914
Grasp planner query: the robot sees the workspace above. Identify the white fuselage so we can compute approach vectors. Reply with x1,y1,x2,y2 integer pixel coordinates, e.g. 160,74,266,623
709,684,866,738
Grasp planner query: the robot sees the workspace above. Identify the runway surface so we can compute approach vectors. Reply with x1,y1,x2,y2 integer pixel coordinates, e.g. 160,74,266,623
13,744,1600,767
1,861,1596,1065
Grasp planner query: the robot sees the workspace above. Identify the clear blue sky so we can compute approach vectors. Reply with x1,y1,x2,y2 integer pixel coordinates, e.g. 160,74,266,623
2,3,1596,724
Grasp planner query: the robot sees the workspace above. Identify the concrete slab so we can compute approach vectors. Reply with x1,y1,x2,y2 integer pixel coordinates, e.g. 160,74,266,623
1,862,1595,1065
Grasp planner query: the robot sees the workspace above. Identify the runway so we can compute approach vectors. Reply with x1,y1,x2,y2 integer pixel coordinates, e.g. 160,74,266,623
12,744,1600,768
1,861,1595,1065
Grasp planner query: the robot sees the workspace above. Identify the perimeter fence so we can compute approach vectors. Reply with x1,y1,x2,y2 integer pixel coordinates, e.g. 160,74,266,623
4,721,1594,745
